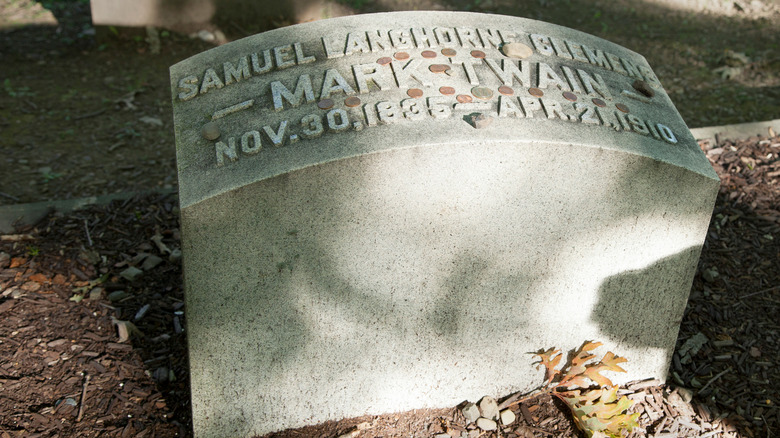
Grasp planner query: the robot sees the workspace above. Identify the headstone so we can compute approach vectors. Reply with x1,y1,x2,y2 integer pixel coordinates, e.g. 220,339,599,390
170,11,719,437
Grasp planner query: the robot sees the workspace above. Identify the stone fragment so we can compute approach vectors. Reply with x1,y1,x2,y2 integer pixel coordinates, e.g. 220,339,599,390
168,248,182,263
478,396,499,420
120,266,143,281
141,254,163,271
501,42,533,59
89,287,104,301
0,251,9,268
500,409,516,425
471,113,493,129
108,290,130,302
476,418,497,431
462,402,480,424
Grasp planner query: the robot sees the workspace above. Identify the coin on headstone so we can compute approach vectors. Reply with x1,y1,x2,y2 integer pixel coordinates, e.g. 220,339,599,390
471,87,494,100
317,99,334,110
441,48,457,57
421,50,437,58
394,52,410,60
407,88,424,98
456,94,473,103
470,50,486,58
616,103,630,113
592,98,607,107
501,42,533,59
498,86,514,96
377,56,392,65
439,86,456,95
528,87,544,97
429,64,450,73
562,91,578,101
344,96,361,107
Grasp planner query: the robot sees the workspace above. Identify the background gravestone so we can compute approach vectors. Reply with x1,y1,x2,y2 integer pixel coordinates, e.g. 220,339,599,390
170,11,719,437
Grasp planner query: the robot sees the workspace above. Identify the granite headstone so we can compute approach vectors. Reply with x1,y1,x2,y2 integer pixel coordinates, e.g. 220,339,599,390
170,11,719,437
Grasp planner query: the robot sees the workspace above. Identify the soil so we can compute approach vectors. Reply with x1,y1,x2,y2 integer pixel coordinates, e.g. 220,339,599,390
1,133,778,437
0,1,779,437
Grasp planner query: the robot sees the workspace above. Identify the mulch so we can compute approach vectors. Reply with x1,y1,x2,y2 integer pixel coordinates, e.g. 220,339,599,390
1,133,778,438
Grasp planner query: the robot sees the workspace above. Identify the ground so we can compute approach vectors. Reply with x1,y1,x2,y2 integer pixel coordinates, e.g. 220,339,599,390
0,0,778,437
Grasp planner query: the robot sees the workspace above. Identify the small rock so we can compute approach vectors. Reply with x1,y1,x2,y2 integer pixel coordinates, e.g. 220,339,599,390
471,113,493,129
120,266,143,281
702,268,718,283
153,366,169,383
501,42,533,59
141,254,163,271
108,290,130,302
462,402,480,423
202,122,220,140
476,418,497,431
749,346,761,358
500,409,516,425
0,251,10,268
196,29,215,42
433,434,450,438
89,287,104,301
168,248,182,263
139,116,163,127
478,396,499,420
134,303,151,321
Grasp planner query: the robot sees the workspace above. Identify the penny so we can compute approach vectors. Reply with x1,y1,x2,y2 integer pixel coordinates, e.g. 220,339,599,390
441,48,457,57
421,50,437,58
616,103,630,113
470,50,486,59
429,64,449,73
592,98,607,107
498,86,514,96
456,94,473,103
528,87,544,97
407,88,424,98
344,96,361,107
439,86,456,95
377,56,392,65
317,99,334,110
471,87,494,100
394,52,410,60
562,91,578,101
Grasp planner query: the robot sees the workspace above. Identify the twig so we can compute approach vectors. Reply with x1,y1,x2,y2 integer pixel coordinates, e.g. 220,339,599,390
0,191,20,201
76,374,90,422
0,234,35,241
73,108,106,120
739,286,780,300
698,367,731,394
83,219,93,247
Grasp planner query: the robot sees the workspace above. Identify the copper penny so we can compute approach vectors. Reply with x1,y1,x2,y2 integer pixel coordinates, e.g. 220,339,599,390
421,50,437,58
456,94,473,103
377,56,392,65
592,98,607,107
470,50,486,59
528,87,544,97
407,88,424,98
498,86,514,96
439,86,456,95
344,96,361,107
429,64,449,73
471,86,494,100
394,52,410,60
562,91,577,101
616,103,630,113
441,48,457,57
317,99,334,110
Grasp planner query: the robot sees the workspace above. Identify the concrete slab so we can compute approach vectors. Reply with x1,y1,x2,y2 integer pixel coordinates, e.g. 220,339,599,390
169,11,720,437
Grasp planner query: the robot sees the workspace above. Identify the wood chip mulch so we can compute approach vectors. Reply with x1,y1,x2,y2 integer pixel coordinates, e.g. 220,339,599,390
1,134,778,438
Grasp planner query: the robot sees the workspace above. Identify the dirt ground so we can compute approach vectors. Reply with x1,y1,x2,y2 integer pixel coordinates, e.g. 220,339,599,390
1,133,778,437
0,1,779,437
0,0,779,206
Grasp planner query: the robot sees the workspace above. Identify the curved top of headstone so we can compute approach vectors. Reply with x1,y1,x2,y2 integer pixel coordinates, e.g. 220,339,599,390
170,11,718,209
